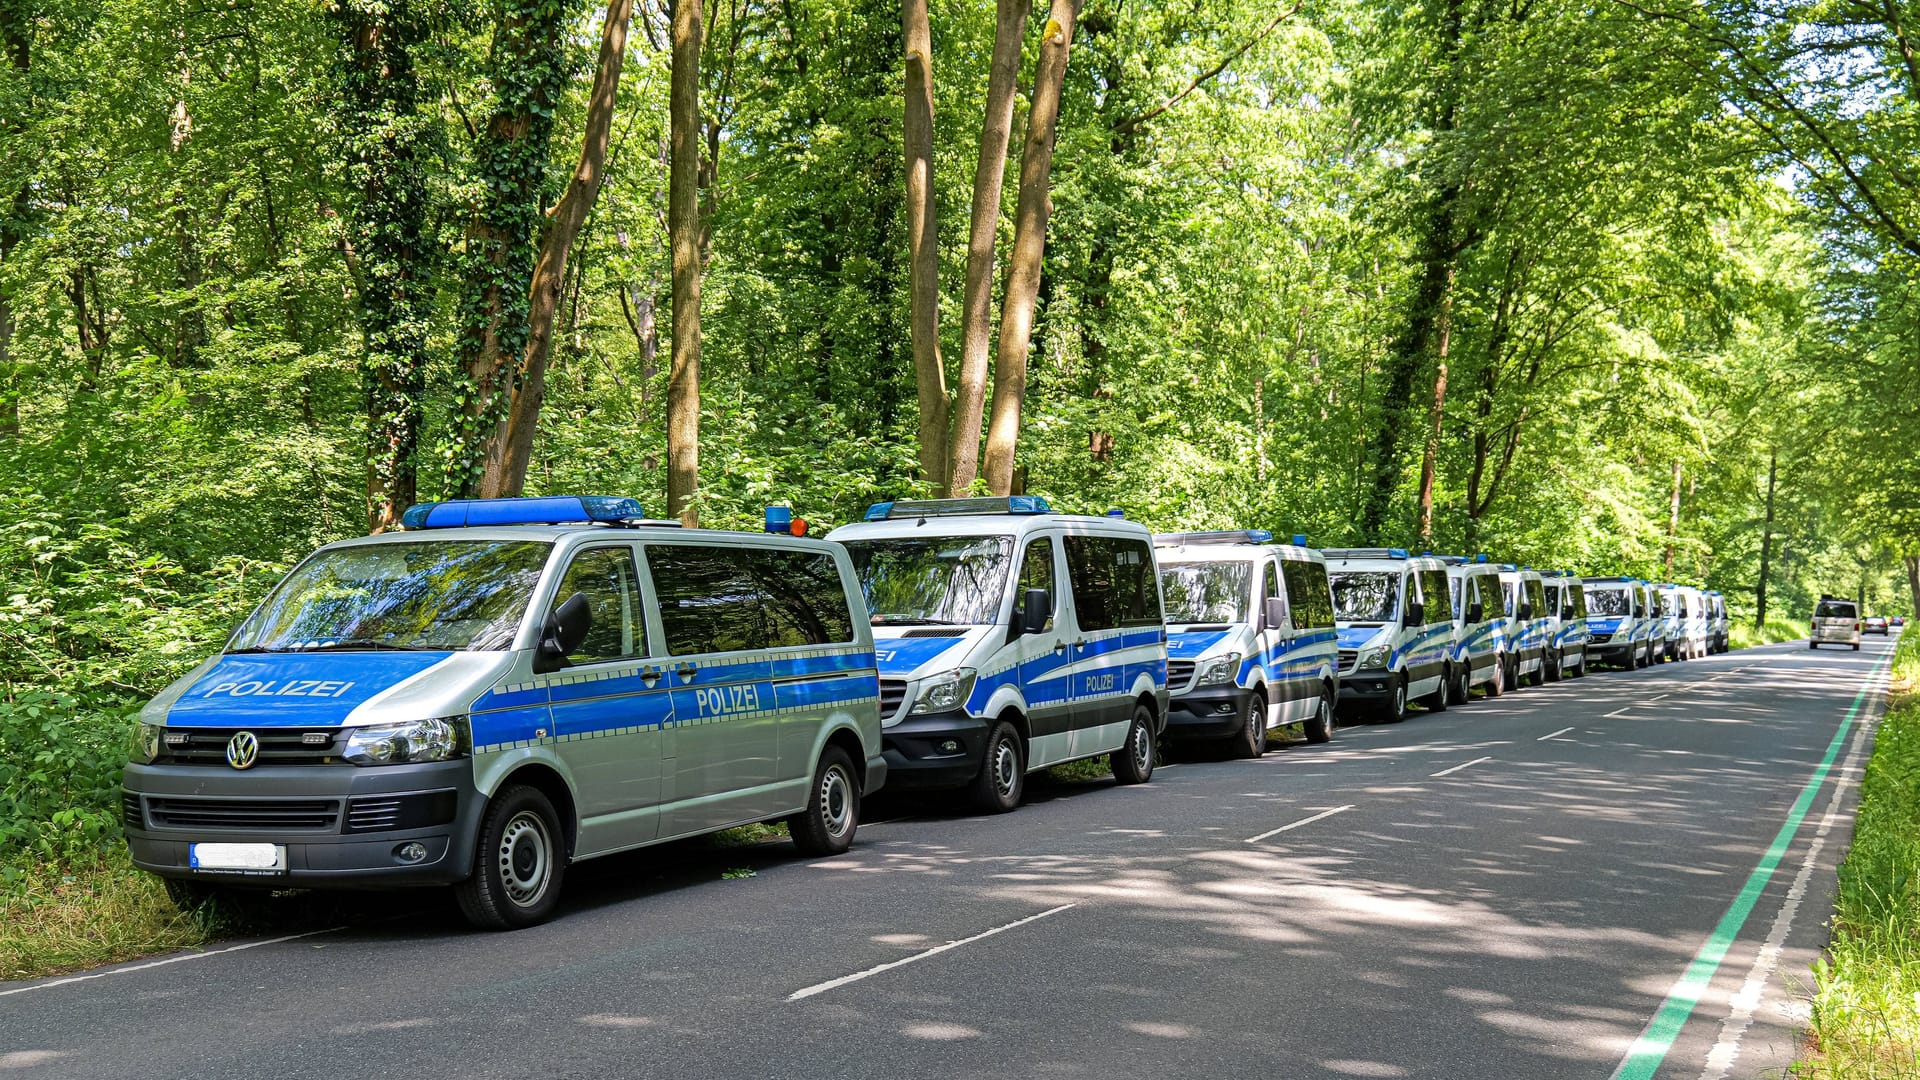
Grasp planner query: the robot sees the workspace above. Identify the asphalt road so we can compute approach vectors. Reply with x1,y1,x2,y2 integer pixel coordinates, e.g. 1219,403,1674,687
1,635,1899,1080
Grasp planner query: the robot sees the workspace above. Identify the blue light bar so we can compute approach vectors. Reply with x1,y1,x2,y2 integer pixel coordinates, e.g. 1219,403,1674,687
765,506,793,534
1322,547,1412,560
1292,534,1308,546
1474,553,1489,563
868,496,1053,520
401,495,644,530
1107,509,1126,518
1153,530,1273,547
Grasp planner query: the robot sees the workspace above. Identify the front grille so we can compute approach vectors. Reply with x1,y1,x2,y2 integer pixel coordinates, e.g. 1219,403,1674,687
899,628,968,638
158,727,346,767
146,796,342,832
344,791,457,834
879,678,908,720
1167,660,1196,689
121,790,144,829
1591,633,1611,644
1337,649,1358,674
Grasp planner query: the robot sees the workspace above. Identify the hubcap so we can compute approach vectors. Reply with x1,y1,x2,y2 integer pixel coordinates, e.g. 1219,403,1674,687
1393,684,1405,716
1320,696,1334,735
1248,702,1262,745
497,811,553,909
1132,719,1152,771
819,764,853,838
992,738,1019,797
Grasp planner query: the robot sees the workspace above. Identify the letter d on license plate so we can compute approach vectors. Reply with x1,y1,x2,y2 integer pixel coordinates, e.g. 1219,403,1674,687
190,843,286,873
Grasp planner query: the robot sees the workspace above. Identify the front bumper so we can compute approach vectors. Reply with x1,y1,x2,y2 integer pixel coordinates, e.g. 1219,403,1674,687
878,711,990,790
122,758,484,888
1165,685,1256,740
1338,671,1394,703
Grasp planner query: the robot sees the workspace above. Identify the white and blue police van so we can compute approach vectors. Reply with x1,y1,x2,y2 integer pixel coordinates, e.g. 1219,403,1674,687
1154,531,1339,754
1644,583,1673,662
1678,585,1710,659
123,496,885,930
827,497,1169,813
1326,549,1454,722
1438,555,1507,700
1583,576,1656,669
1706,590,1729,654
1497,565,1551,686
1540,570,1590,680
1653,583,1693,661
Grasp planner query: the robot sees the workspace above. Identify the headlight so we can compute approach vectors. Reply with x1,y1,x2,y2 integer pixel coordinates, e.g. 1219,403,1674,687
1358,645,1390,670
343,716,467,765
911,668,977,715
130,722,164,764
1197,653,1242,686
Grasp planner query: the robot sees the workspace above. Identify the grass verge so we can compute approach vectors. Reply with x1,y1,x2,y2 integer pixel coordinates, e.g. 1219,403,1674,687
1732,617,1808,650
1796,631,1920,1078
0,849,211,981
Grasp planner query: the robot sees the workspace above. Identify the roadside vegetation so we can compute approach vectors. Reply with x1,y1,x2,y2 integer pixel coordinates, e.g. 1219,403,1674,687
1799,632,1920,1077
1732,619,1811,651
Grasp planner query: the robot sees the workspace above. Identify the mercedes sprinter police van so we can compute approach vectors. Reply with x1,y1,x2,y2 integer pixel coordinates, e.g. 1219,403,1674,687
1153,532,1339,754
1327,549,1454,722
1439,555,1507,699
828,497,1169,813
1652,584,1690,661
1583,576,1653,669
1678,585,1711,659
1498,566,1551,686
1540,571,1590,680
123,496,885,930
1706,591,1729,654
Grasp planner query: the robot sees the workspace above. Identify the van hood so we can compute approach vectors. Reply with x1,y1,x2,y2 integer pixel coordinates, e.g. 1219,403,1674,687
873,629,985,679
157,651,460,727
1335,624,1388,650
1168,629,1234,659
1589,617,1623,635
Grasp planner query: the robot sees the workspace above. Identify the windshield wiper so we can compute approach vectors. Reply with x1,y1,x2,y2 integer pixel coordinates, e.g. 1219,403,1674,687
871,615,960,626
299,640,437,652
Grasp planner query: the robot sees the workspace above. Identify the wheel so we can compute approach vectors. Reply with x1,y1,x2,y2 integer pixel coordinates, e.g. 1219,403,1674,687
1545,652,1562,683
968,720,1026,813
1852,642,1860,651
1302,686,1336,744
1111,702,1157,784
1378,675,1408,723
455,784,566,931
1447,663,1471,705
1484,656,1505,698
1809,641,1818,650
1421,669,1448,712
1232,692,1268,759
788,746,859,856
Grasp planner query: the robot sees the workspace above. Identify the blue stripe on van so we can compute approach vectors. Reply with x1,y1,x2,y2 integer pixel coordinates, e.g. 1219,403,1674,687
1168,631,1230,658
774,673,879,711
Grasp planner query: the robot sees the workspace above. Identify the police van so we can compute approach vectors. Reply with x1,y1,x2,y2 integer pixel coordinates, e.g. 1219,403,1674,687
1706,590,1730,654
1652,584,1692,661
123,496,885,930
1811,595,1862,650
1153,531,1339,754
1438,555,1507,699
1582,576,1654,669
1540,571,1590,680
827,497,1169,813
1497,566,1551,686
1326,549,1454,722
1678,585,1711,659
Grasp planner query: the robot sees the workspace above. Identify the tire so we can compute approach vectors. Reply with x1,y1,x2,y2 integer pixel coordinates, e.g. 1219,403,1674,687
1111,702,1157,784
1446,663,1471,705
1302,686,1336,744
1545,652,1562,683
1809,641,1818,650
1852,642,1860,651
1378,675,1408,723
455,784,566,931
968,720,1026,814
1484,655,1505,698
1420,669,1448,712
788,746,859,856
1634,644,1647,669
1232,692,1268,759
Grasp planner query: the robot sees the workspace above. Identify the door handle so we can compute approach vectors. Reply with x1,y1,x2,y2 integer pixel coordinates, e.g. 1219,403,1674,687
640,665,661,688
675,661,698,682
1053,641,1068,654
1072,639,1089,649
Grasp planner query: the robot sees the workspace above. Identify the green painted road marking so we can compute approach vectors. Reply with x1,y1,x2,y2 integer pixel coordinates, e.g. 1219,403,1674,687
1609,646,1895,1080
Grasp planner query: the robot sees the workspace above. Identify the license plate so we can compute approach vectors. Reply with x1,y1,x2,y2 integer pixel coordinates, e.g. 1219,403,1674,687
189,843,286,873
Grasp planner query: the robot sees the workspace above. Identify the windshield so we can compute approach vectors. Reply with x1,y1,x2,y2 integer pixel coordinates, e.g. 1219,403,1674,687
844,536,1013,625
1329,571,1399,623
229,540,552,652
1588,588,1630,617
1159,560,1252,624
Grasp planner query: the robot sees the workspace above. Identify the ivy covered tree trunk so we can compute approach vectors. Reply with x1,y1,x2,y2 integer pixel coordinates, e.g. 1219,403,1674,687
666,0,703,525
982,0,1082,496
903,0,946,492
0,0,27,440
330,0,435,531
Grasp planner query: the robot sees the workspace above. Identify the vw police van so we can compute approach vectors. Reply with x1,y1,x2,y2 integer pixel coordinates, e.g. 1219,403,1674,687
1497,566,1551,686
1811,595,1862,650
123,496,885,930
1439,555,1506,699
1540,571,1590,680
1583,576,1655,668
1326,549,1454,722
827,497,1168,813
1154,531,1339,754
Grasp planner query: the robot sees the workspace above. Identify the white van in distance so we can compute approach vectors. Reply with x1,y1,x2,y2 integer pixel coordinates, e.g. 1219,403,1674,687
1438,555,1507,699
1326,549,1454,722
828,497,1169,812
1811,596,1862,650
1540,570,1590,680
1154,531,1339,754
123,496,885,929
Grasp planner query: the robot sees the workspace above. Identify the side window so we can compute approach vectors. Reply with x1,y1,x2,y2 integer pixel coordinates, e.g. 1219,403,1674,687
1013,538,1058,633
1525,579,1546,619
646,544,767,655
1063,536,1160,631
1503,581,1517,616
1282,560,1335,629
756,549,856,647
1572,585,1588,620
550,545,647,665
1420,569,1450,622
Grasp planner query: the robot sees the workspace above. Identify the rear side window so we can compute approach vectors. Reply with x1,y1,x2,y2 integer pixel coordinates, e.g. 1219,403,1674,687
1570,584,1587,620
647,545,766,655
1064,535,1161,631
1280,559,1335,629
757,549,856,646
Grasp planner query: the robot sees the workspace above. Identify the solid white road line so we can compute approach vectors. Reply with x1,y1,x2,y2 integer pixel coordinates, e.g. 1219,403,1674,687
787,904,1078,1001
0,926,346,998
1538,726,1576,741
1244,805,1356,844
1696,664,1885,1080
1430,756,1492,778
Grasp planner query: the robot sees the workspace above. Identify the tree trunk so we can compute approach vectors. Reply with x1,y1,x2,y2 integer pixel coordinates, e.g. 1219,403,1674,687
1415,265,1456,544
903,0,946,491
0,5,24,439
1664,458,1682,578
488,0,638,496
1756,447,1776,625
982,0,1082,496
945,0,1032,496
667,0,704,525
1904,554,1918,618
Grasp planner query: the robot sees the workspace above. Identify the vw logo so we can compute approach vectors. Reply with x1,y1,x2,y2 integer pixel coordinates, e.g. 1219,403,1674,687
225,731,260,770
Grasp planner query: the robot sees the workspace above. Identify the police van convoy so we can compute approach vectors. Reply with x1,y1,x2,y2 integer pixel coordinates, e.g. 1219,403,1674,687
1325,549,1455,722
1540,571,1590,680
826,497,1169,813
123,495,886,929
1438,555,1508,699
1153,531,1339,755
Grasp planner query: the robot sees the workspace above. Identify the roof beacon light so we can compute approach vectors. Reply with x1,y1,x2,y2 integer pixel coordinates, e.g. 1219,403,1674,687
1474,553,1489,563
1107,509,1126,518
1321,547,1412,561
1153,530,1273,547
864,496,1053,521
401,495,645,530
763,506,808,536
1292,534,1308,547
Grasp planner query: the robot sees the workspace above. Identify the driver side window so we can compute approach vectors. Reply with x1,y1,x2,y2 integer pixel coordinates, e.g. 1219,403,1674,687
1013,537,1057,633
550,546,647,665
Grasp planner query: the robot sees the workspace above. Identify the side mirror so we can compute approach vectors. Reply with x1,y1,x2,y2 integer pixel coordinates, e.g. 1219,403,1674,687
1468,601,1484,623
534,593,593,673
1263,596,1288,631
1403,601,1425,627
1020,588,1051,636
1519,603,1533,621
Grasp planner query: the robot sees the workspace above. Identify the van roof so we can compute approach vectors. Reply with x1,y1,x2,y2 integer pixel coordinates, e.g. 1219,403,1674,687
329,523,838,551
1154,542,1324,564
828,512,1150,543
